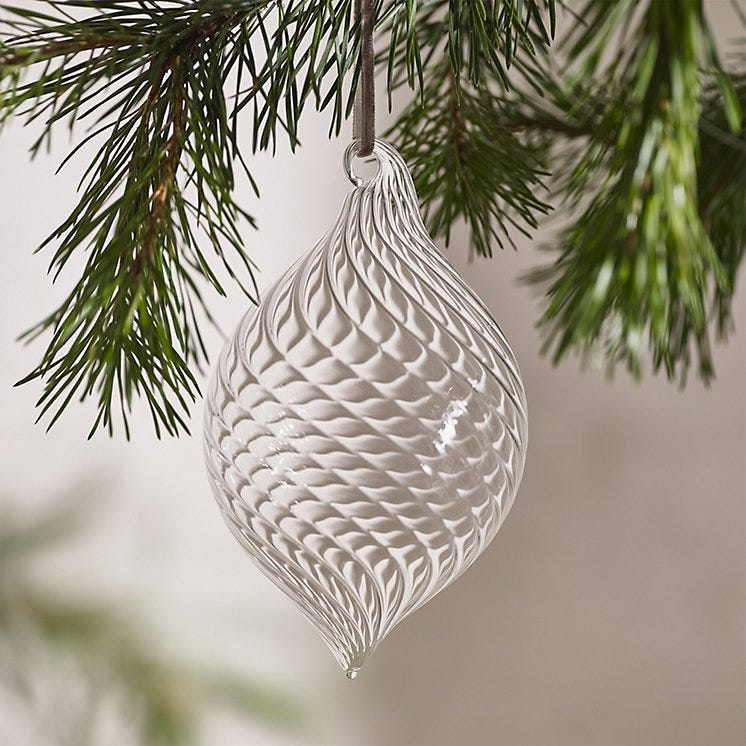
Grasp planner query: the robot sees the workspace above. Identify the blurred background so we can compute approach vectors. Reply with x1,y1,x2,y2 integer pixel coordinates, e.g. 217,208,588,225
1,2,744,745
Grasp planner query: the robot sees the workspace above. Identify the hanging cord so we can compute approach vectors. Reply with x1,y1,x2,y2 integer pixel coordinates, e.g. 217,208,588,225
353,0,375,157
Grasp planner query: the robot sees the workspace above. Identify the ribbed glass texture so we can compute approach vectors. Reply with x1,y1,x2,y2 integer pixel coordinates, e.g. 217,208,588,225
204,140,528,678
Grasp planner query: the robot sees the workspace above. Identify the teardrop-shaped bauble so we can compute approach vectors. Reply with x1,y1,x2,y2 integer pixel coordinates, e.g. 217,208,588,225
203,140,528,678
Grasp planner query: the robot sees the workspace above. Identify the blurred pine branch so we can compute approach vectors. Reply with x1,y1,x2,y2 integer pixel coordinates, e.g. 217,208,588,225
0,493,305,745
517,0,745,384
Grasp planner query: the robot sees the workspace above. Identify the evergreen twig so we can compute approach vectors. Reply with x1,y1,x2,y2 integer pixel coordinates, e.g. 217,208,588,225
520,0,744,383
0,0,555,436
388,57,550,257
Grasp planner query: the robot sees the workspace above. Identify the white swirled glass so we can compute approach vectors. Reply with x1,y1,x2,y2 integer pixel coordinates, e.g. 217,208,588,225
203,139,528,678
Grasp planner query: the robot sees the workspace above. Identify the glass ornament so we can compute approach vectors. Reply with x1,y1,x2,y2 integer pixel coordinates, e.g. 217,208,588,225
203,139,528,678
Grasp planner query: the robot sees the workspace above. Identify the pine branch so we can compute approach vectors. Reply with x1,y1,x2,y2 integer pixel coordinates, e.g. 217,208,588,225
1,0,557,437
388,58,550,256
522,0,744,384
2,0,366,438
2,0,742,435
385,1,554,255
2,1,352,438
4,2,272,437
699,66,746,338
383,0,555,94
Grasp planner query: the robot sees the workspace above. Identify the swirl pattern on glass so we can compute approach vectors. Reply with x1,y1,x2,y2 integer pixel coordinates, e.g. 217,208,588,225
204,140,528,678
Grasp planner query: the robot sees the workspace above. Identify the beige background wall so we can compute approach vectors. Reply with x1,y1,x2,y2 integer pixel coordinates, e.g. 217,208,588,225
1,2,744,744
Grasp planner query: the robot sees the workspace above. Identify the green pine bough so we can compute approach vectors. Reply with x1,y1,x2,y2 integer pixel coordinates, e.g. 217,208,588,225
0,0,742,438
